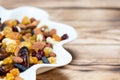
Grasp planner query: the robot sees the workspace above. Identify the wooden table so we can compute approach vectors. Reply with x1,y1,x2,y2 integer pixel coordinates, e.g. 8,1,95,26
1,0,120,80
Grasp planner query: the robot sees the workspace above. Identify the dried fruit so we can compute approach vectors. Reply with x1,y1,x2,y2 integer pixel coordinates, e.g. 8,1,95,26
61,34,68,40
18,47,29,68
52,34,61,41
43,47,52,57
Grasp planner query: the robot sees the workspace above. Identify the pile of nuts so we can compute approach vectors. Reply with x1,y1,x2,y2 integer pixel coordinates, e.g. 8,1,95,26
0,16,68,80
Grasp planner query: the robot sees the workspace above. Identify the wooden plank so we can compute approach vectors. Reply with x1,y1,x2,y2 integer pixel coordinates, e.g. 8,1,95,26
64,44,120,65
59,21,120,28
58,21,120,44
37,68,120,80
1,0,120,8
1,5,120,21
46,9,120,21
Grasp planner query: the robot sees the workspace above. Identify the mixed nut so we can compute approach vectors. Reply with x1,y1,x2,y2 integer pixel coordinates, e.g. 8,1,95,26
0,16,68,80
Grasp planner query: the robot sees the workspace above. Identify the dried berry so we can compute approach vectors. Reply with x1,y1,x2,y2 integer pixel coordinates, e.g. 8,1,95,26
31,49,36,57
61,34,68,40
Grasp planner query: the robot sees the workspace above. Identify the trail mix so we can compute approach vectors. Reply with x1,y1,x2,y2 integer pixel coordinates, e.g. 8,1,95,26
0,16,68,80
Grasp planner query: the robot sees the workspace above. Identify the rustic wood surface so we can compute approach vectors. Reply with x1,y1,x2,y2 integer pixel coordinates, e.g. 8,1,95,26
0,0,120,80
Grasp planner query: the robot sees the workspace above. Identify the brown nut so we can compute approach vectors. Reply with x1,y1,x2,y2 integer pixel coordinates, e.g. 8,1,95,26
26,20,40,29
49,29,56,36
13,56,23,63
15,77,24,80
18,24,26,29
50,52,56,57
30,17,36,23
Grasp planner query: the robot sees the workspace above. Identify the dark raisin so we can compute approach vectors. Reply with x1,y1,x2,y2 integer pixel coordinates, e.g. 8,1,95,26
61,34,69,40
18,47,29,68
42,57,50,64
12,26,18,32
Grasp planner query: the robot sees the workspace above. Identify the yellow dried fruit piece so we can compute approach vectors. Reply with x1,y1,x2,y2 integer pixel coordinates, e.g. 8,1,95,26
6,73,15,80
44,47,53,57
10,68,20,77
48,57,56,64
6,43,16,53
37,60,43,64
3,56,13,65
4,20,17,27
21,16,31,25
30,56,38,64
8,20,18,27
3,27,12,35
5,32,21,40
20,41,32,49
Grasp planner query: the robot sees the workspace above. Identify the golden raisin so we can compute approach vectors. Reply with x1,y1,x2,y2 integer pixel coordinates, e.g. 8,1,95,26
48,57,56,64
30,56,38,64
3,56,13,65
6,73,14,80
6,43,16,53
44,47,53,57
10,68,20,77
3,27,12,35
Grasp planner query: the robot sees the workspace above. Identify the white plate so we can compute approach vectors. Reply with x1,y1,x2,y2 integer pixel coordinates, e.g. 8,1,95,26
0,6,77,80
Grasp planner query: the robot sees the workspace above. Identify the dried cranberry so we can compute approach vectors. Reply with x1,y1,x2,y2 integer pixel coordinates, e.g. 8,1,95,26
38,50,44,57
36,53,42,60
12,26,18,32
61,34,69,40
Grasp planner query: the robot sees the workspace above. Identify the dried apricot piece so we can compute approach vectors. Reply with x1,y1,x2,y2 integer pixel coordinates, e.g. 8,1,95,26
52,34,61,41
5,32,21,40
4,20,18,27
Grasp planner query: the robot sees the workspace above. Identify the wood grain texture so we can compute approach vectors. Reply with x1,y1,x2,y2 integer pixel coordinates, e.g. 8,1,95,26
1,0,120,80
1,0,120,8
